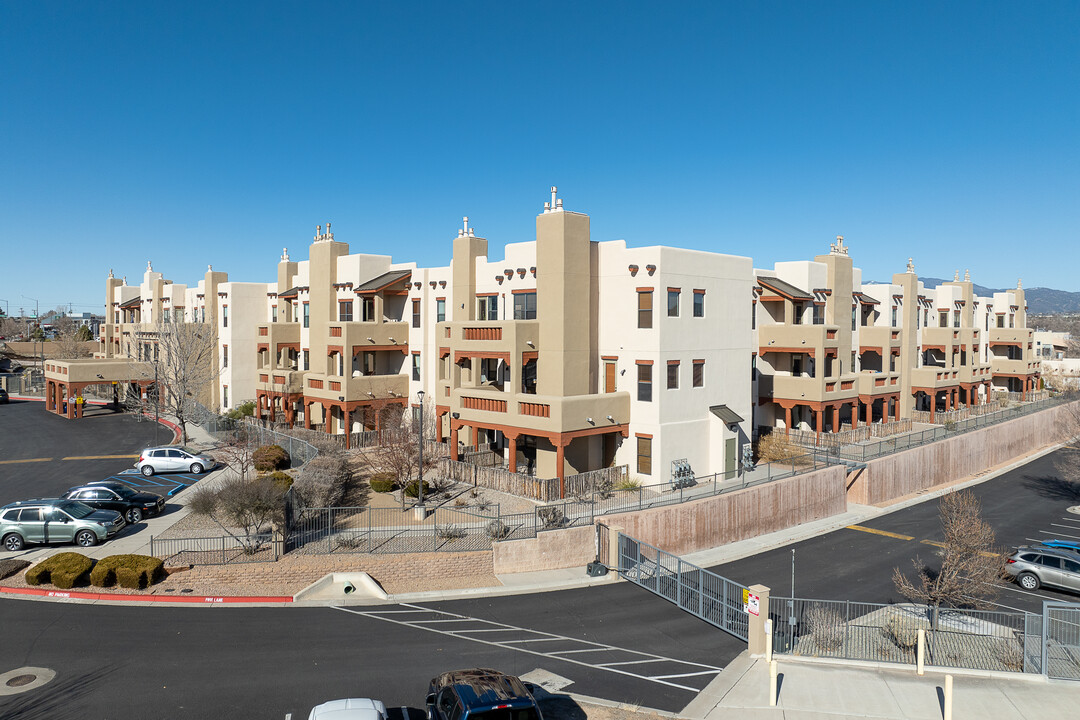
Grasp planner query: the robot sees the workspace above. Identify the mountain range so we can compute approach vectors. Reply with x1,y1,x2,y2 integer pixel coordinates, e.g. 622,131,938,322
916,278,1080,315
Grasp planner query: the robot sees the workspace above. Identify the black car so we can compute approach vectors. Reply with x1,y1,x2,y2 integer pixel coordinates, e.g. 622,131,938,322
60,482,165,524
426,669,542,720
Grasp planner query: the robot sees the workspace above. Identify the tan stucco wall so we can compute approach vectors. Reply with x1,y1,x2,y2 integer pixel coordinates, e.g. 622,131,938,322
598,465,848,556
848,400,1079,505
491,524,597,574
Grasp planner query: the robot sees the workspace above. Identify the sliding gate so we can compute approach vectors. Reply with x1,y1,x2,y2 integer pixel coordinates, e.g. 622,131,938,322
617,533,750,641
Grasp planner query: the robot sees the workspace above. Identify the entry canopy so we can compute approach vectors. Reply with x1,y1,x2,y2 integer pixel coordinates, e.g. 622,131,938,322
709,404,744,425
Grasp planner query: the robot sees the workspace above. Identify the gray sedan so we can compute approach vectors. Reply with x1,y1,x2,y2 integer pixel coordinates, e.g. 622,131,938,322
135,446,216,476
1005,546,1080,593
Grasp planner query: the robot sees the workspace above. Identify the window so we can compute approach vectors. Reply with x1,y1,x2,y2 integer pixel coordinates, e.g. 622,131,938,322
890,306,897,327
693,290,705,318
693,360,704,387
1009,313,1014,328
513,292,537,320
637,290,653,329
412,353,421,381
953,310,960,328
412,299,421,328
637,363,652,402
303,303,309,328
222,345,228,368
222,305,228,328
997,315,1005,328
667,289,680,317
477,295,497,321
339,300,353,322
361,297,376,322
222,385,228,408
272,305,277,323
794,302,804,325
851,352,856,373
939,312,948,327
851,306,857,331
436,298,446,323
303,350,310,371
667,361,679,389
917,308,921,328
812,305,824,325
636,436,652,475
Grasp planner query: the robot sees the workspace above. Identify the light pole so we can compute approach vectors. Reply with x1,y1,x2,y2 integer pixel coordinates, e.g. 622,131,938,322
415,390,425,520
22,295,40,380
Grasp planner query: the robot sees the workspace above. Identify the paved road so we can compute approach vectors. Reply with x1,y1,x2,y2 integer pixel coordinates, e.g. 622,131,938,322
710,448,1080,614
0,400,162,505
0,582,743,719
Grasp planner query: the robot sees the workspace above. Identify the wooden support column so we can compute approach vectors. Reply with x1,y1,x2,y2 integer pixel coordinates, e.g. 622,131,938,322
556,436,568,499
344,407,351,450
814,408,822,442
450,426,459,460
851,401,859,430
832,404,840,433
784,405,792,436
507,432,519,474
305,401,313,429
929,392,936,423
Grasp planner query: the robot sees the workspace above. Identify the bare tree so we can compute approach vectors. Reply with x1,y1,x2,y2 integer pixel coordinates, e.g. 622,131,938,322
293,453,357,509
360,400,439,510
213,431,259,481
188,476,284,552
51,316,92,360
893,489,1006,623
128,317,220,444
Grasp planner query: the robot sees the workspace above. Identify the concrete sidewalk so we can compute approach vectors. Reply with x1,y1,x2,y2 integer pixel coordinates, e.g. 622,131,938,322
682,653,1080,720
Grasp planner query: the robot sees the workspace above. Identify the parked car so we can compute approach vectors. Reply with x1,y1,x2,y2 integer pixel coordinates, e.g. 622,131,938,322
0,388,9,404
308,698,388,720
1,499,125,551
135,446,216,476
61,482,165,524
426,669,543,720
1006,546,1080,593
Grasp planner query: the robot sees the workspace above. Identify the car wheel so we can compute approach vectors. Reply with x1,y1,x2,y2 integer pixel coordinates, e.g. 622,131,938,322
190,462,204,474
3,533,24,552
141,465,155,477
1018,572,1040,591
75,530,97,547
125,507,143,524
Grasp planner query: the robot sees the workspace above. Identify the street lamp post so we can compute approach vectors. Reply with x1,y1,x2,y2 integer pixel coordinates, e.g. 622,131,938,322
414,390,426,521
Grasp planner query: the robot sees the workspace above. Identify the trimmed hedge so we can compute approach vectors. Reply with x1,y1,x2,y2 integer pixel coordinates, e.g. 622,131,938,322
263,470,294,490
369,473,396,493
0,558,31,581
90,554,166,589
253,444,290,471
26,552,94,589
403,480,432,498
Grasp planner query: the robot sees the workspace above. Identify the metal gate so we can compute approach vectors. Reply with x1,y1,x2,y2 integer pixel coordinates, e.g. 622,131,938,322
1044,602,1080,680
617,533,750,641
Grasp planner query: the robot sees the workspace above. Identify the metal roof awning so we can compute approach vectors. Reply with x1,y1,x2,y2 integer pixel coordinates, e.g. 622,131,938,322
278,286,308,299
118,296,142,309
756,276,814,301
355,269,412,294
709,404,744,425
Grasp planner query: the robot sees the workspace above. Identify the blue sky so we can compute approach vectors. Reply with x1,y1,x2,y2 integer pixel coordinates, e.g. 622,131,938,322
2,2,1078,317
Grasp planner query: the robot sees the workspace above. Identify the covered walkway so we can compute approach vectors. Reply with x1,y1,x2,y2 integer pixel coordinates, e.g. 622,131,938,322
42,358,154,419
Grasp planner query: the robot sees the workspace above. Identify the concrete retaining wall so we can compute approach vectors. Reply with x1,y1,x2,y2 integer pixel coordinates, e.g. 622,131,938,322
598,465,848,556
848,400,1079,506
492,525,597,574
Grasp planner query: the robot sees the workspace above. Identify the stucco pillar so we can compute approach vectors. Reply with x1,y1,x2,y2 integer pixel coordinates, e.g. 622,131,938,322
832,404,840,433
893,395,900,421
450,426,459,460
507,433,518,473
813,408,821,441
471,425,479,448
66,385,75,419
851,401,859,429
304,401,312,429
747,584,772,657
45,381,52,412
556,437,568,499
929,392,936,422
784,405,792,436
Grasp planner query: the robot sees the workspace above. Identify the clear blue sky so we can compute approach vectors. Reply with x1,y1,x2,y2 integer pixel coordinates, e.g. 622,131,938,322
2,1,1078,317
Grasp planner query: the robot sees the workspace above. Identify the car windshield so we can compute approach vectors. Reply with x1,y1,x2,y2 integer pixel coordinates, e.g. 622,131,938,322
469,709,539,720
112,486,138,498
58,501,95,519
179,447,200,456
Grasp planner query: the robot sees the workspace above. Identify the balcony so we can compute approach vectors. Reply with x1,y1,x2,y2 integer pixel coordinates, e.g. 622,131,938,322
441,320,540,361
303,372,409,403
758,323,839,357
856,371,901,396
990,358,1040,377
859,326,901,354
452,386,630,435
988,328,1032,348
330,321,410,356
910,367,960,389
256,369,306,395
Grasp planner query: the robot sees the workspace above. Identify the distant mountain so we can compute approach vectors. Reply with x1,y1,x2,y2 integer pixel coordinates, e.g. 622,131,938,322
918,277,1080,315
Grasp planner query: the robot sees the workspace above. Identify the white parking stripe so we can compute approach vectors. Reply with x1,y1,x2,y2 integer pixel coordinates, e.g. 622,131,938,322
331,604,722,693
1038,529,1080,540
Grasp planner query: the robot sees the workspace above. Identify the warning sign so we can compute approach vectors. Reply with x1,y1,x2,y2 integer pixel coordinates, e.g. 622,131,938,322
743,589,760,616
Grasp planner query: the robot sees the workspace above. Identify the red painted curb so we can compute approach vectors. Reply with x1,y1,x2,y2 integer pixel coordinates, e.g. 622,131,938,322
0,586,293,604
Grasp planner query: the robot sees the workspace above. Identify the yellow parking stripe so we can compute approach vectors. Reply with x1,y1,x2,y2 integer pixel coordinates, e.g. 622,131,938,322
847,525,914,541
61,454,139,460
0,457,52,465
920,539,945,548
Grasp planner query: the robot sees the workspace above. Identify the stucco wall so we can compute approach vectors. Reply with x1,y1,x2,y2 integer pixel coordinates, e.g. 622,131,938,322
598,465,848,556
491,524,597,574
848,400,1079,505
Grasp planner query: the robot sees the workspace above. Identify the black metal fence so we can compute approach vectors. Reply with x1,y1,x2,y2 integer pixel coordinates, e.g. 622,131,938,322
148,533,280,565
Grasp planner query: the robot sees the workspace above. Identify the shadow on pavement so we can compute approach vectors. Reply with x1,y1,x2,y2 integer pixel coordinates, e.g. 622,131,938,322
1021,474,1080,503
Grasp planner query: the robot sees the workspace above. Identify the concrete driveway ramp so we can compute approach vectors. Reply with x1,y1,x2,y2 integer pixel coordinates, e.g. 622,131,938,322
294,572,388,603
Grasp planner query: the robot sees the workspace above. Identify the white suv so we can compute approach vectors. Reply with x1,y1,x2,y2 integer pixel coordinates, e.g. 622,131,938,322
136,446,216,476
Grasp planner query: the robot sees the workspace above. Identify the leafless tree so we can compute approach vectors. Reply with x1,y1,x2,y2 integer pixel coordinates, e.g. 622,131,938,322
893,489,1006,624
292,453,357,510
128,317,220,444
213,431,259,481
188,476,284,551
360,399,439,510
51,316,92,360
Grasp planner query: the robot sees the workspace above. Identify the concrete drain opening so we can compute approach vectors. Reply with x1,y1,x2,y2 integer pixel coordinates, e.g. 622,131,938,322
0,667,56,696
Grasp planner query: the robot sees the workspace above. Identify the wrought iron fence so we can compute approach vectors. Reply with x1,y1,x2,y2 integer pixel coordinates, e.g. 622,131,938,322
770,596,1030,673
148,533,279,565
616,533,750,641
193,408,320,467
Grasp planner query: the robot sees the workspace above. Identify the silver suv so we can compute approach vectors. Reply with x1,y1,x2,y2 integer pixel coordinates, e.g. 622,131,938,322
1006,546,1080,593
135,446,216,476
1,499,125,551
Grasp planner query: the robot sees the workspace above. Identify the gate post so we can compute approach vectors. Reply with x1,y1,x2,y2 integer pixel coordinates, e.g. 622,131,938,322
747,584,771,656
607,525,624,571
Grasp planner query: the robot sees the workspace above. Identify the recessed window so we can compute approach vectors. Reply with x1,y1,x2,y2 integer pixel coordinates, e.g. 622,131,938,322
223,305,229,328
693,290,705,318
412,353,421,381
272,305,277,323
223,345,228,368
638,291,653,329
667,362,679,389
436,298,446,323
667,289,680,317
339,300,353,322
303,303,309,328
412,299,421,328
693,360,704,387
361,297,376,322
636,436,652,476
513,292,537,320
477,295,498,321
637,363,652,402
